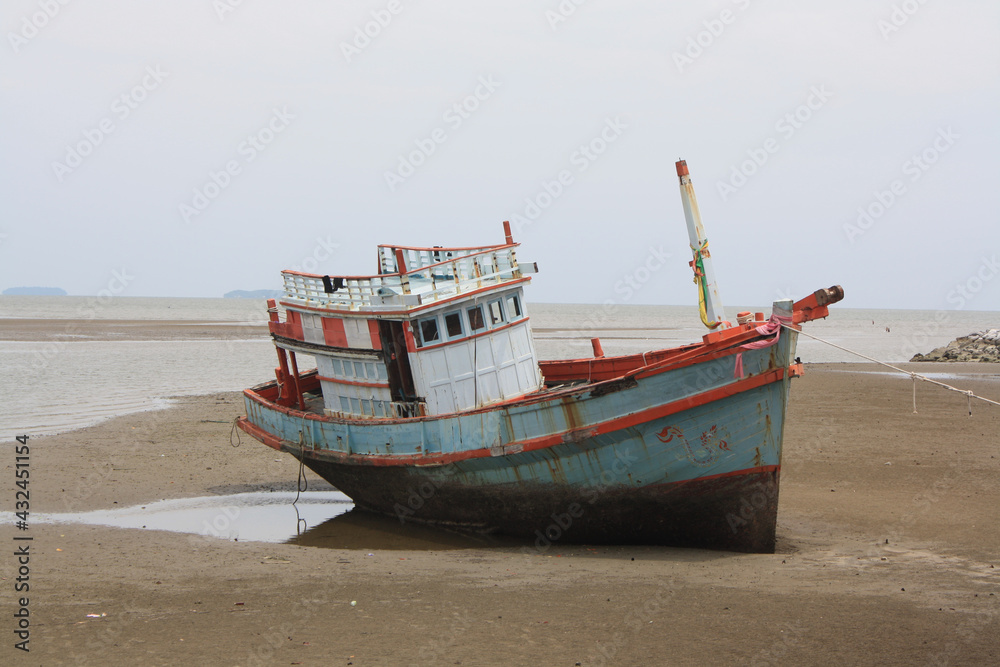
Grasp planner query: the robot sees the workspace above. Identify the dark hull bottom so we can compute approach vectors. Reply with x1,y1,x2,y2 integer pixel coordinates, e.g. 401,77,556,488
296,453,780,553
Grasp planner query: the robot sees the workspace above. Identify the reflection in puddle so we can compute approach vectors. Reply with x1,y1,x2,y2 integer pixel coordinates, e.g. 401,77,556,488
35,491,353,543
290,511,515,551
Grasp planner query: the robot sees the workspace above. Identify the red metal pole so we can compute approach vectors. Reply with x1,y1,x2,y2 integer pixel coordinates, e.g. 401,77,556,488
288,350,304,411
503,220,514,245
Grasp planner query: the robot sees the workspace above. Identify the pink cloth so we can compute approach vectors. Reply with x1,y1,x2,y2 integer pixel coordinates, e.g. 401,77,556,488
734,313,793,378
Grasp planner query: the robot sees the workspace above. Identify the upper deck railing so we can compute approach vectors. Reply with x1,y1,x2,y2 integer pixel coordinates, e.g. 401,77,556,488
281,243,524,312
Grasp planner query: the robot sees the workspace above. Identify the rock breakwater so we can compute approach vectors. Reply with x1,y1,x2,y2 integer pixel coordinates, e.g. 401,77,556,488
911,329,1000,362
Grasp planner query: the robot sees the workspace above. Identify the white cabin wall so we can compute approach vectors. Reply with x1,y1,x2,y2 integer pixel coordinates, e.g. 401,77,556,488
410,320,542,415
301,313,325,346
315,353,392,417
343,318,373,348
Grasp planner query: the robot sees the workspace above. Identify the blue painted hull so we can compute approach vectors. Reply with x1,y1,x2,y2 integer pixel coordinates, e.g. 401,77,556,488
241,331,799,552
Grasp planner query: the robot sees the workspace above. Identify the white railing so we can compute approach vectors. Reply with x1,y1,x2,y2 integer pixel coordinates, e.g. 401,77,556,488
283,246,521,311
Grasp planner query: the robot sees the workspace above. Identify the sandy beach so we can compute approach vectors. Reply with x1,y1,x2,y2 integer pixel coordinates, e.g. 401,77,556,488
3,361,998,666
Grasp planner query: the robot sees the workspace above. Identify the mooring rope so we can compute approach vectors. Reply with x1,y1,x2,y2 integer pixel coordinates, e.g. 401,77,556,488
293,421,309,505
786,326,1000,414
229,416,242,447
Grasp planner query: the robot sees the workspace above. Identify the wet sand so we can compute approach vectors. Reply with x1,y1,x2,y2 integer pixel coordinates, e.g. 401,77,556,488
2,363,998,665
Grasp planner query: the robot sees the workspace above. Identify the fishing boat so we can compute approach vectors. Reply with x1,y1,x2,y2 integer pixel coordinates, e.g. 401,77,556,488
237,159,843,552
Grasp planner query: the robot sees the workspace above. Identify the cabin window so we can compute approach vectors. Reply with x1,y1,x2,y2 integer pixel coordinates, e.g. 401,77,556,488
340,396,351,413
467,305,486,332
487,299,505,326
417,317,440,347
350,398,361,414
444,311,464,339
361,399,373,416
505,294,522,319
332,359,344,376
353,361,365,378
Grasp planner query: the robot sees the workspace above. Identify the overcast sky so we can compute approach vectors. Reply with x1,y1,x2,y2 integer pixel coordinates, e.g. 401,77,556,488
2,1,998,312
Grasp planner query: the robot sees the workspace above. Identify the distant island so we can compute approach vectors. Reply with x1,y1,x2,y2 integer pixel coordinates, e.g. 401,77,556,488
3,286,68,296
224,289,284,299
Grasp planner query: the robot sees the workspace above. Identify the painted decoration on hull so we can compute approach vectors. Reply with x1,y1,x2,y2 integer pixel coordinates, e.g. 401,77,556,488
656,424,732,468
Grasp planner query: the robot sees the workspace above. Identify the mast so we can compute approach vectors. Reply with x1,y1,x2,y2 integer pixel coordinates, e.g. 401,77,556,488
676,159,728,329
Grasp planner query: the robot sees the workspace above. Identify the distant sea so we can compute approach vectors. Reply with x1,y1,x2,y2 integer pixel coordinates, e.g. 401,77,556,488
1,296,995,438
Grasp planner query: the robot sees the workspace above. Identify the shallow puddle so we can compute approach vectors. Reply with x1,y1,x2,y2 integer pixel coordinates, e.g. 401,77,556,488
34,491,352,543
28,491,511,550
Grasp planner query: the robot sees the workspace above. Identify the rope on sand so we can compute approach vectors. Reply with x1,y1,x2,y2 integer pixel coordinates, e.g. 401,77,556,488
786,326,1000,415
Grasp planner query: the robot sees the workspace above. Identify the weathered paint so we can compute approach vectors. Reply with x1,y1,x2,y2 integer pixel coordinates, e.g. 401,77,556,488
239,324,799,552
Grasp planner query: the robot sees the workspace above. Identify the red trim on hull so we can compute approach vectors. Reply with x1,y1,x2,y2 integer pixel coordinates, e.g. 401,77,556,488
237,418,284,451
661,464,780,486
240,366,791,467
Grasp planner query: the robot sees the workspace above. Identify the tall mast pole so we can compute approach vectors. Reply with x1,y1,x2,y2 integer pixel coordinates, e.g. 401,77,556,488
676,159,728,329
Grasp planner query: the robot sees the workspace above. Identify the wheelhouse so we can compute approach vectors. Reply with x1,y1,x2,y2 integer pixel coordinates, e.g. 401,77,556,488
265,222,544,419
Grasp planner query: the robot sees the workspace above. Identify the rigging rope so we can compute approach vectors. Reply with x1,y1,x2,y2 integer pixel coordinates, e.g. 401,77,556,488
786,326,1000,413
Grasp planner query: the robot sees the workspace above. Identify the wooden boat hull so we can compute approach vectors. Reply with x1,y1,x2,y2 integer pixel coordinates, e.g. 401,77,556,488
239,328,799,552
297,459,779,552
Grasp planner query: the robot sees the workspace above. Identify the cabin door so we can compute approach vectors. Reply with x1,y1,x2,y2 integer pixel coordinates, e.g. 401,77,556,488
378,320,416,401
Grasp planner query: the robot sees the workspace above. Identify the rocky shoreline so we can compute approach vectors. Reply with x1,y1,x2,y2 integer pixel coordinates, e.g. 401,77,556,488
911,328,1000,362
